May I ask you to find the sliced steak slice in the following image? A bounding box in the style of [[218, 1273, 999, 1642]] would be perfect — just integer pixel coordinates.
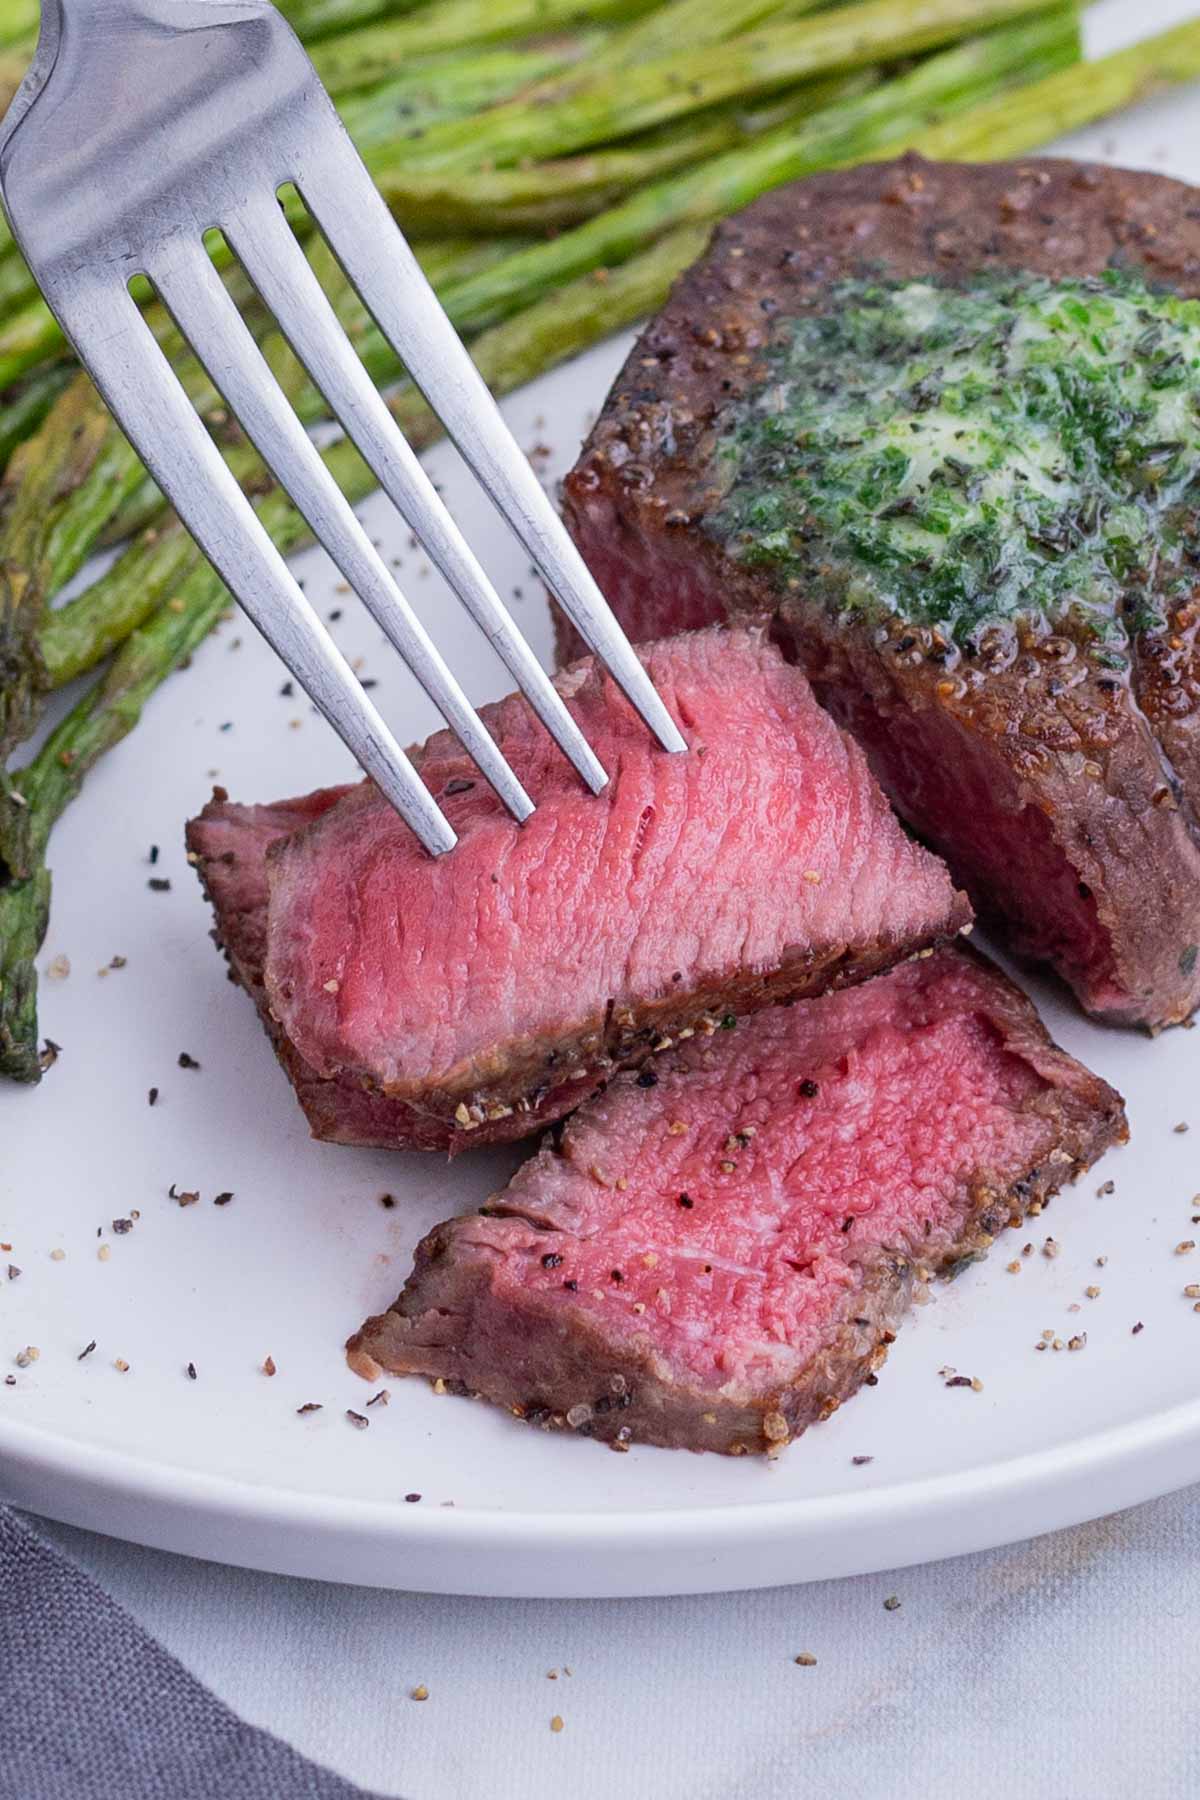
[[186, 789, 566, 1152], [348, 947, 1125, 1454], [245, 628, 967, 1151], [562, 154, 1200, 1029]]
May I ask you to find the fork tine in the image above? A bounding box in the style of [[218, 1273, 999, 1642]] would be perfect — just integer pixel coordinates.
[[49, 276, 456, 856], [295, 134, 688, 759], [147, 238, 536, 826], [227, 198, 610, 797]]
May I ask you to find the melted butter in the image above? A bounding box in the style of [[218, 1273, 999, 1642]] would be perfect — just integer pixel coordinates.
[[709, 271, 1200, 664]]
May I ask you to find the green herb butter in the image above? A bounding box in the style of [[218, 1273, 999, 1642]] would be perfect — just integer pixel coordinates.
[[709, 270, 1200, 661]]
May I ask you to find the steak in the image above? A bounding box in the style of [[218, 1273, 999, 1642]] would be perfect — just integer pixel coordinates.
[[562, 155, 1200, 1029], [186, 789, 507, 1151], [189, 629, 968, 1152], [348, 946, 1126, 1454]]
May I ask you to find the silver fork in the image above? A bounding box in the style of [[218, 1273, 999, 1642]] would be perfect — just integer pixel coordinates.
[[0, 0, 685, 854]]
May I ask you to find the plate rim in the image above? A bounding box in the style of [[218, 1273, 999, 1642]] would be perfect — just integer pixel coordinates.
[[5, 1383, 1200, 1594]]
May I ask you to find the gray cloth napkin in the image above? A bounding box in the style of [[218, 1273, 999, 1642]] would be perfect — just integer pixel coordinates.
[[0, 1507, 391, 1800]]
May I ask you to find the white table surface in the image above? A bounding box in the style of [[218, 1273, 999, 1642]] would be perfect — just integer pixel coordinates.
[[36, 1487, 1200, 1800], [16, 3, 1200, 1795]]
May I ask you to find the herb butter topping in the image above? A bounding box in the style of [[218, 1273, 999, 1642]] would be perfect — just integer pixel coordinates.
[[710, 271, 1200, 657]]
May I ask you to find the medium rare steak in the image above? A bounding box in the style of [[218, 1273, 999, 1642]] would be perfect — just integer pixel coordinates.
[[187, 790, 550, 1151], [348, 947, 1125, 1454], [562, 155, 1200, 1029], [189, 629, 968, 1152]]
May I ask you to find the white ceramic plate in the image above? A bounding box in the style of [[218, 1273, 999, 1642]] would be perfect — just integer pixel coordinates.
[[6, 16, 1200, 1597]]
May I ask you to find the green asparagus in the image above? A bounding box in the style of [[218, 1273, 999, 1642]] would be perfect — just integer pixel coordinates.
[[275, 0, 417, 42], [425, 7, 1081, 336], [335, 36, 605, 148], [0, 367, 73, 470], [393, 0, 1055, 173], [910, 16, 1200, 160], [0, 378, 130, 766], [537, 0, 823, 80], [0, 558, 236, 1081], [0, 243, 40, 317], [311, 0, 653, 93], [0, 0, 35, 49], [0, 43, 24, 110], [367, 73, 872, 233]]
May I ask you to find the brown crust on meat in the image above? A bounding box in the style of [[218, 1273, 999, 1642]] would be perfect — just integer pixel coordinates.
[[562, 156, 1200, 1028], [348, 947, 1126, 1455]]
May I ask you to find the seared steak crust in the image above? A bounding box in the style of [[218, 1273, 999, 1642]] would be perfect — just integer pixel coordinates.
[[349, 947, 1125, 1455], [563, 155, 1200, 1028]]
